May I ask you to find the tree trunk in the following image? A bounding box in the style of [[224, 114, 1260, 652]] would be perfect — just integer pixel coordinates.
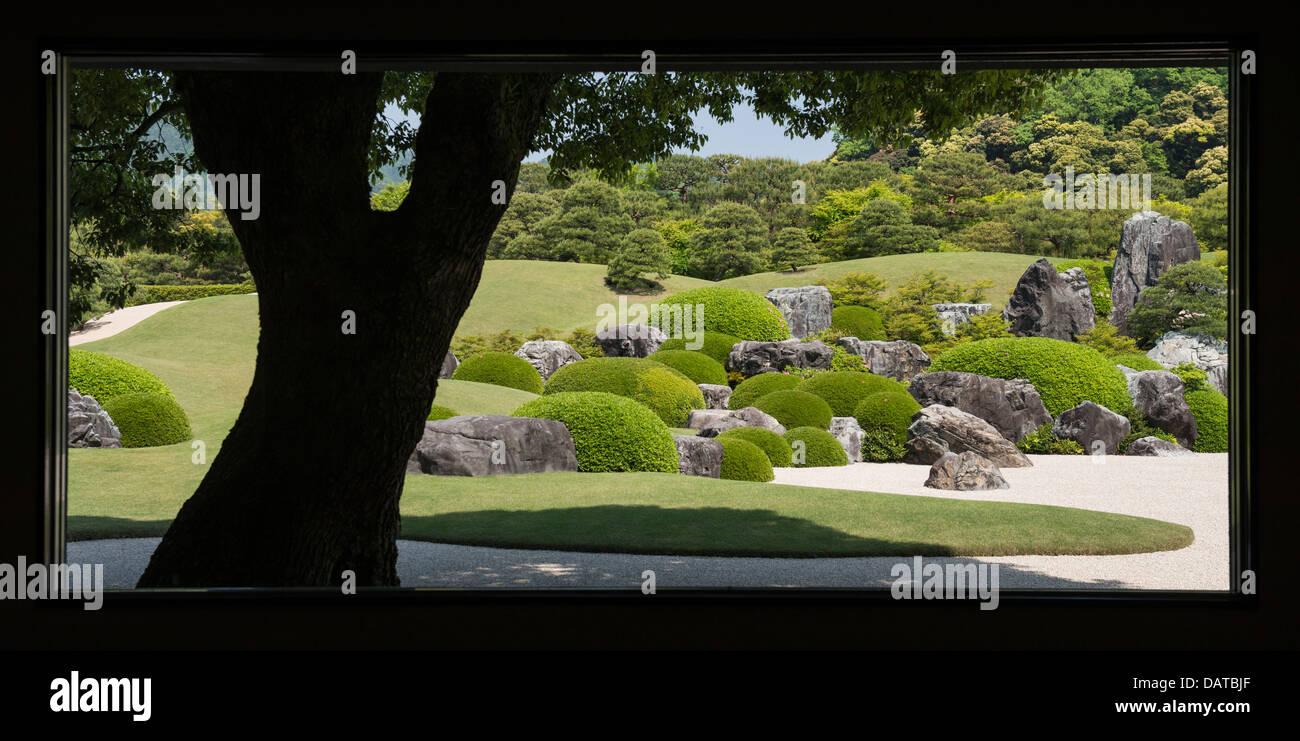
[[138, 71, 556, 587]]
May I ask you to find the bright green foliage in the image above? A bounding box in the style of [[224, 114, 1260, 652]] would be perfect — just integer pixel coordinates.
[[1074, 322, 1141, 358], [717, 437, 775, 482], [646, 349, 728, 386], [728, 372, 801, 410], [796, 371, 908, 417], [830, 305, 886, 340], [452, 352, 545, 394], [69, 349, 174, 405], [1126, 261, 1229, 345], [783, 427, 850, 467], [829, 346, 868, 373], [605, 227, 672, 291], [1016, 424, 1085, 455], [930, 337, 1131, 415], [693, 202, 770, 281], [427, 404, 459, 421], [369, 180, 410, 211], [655, 331, 741, 366], [816, 271, 888, 308], [861, 429, 907, 462], [718, 427, 793, 468], [126, 282, 256, 306], [655, 286, 789, 342], [754, 390, 834, 430], [769, 227, 820, 272], [512, 392, 679, 473], [544, 357, 704, 426], [880, 269, 992, 346], [1172, 363, 1207, 393], [853, 391, 922, 445], [1112, 353, 1164, 371], [655, 217, 701, 276], [101, 392, 191, 448], [1185, 388, 1227, 452], [808, 184, 912, 243]]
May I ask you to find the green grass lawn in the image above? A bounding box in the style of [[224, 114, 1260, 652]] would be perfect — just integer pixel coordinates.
[[432, 379, 538, 416]]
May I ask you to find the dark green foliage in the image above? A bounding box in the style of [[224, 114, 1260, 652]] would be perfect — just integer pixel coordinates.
[[796, 371, 908, 417], [718, 427, 793, 468], [1118, 412, 1178, 454], [1126, 261, 1229, 345], [605, 227, 672, 291], [101, 392, 191, 448], [843, 198, 940, 257], [69, 349, 174, 405], [1185, 388, 1227, 452], [543, 357, 704, 426], [728, 372, 801, 410], [655, 286, 789, 342], [717, 438, 776, 482], [861, 429, 907, 462], [427, 404, 459, 421], [655, 331, 741, 366], [693, 202, 770, 281], [830, 305, 886, 341], [647, 349, 728, 386], [769, 227, 820, 271], [1016, 424, 1085, 455], [853, 391, 922, 445], [1171, 363, 1208, 393], [783, 427, 850, 467], [452, 352, 545, 394], [126, 281, 256, 306], [513, 392, 678, 473], [754, 390, 834, 430]]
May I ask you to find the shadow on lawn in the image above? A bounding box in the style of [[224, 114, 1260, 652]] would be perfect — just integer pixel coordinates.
[[69, 515, 173, 542]]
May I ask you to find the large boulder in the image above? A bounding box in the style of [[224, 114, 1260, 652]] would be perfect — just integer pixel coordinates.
[[698, 383, 733, 410], [67, 388, 122, 448], [726, 339, 834, 376], [1147, 331, 1228, 395], [514, 340, 583, 381], [829, 416, 864, 463], [907, 371, 1051, 443], [904, 404, 1032, 468], [595, 323, 667, 358], [1110, 211, 1201, 334], [438, 350, 459, 379], [765, 286, 833, 339], [837, 338, 931, 382], [1002, 258, 1095, 341], [1126, 436, 1196, 457], [1052, 401, 1130, 455], [1126, 370, 1198, 447], [674, 435, 723, 477], [924, 451, 1010, 491], [932, 302, 992, 335], [687, 406, 786, 437], [406, 415, 578, 476]]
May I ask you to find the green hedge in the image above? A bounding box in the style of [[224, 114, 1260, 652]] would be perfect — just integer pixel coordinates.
[[796, 371, 909, 417], [861, 429, 907, 462], [830, 305, 886, 340], [1112, 353, 1164, 371], [1185, 388, 1228, 452], [930, 337, 1131, 415], [853, 391, 922, 445], [101, 392, 191, 448], [427, 404, 459, 421], [126, 281, 256, 306], [452, 352, 545, 394], [754, 390, 833, 430], [512, 392, 679, 473], [783, 426, 849, 467], [654, 286, 790, 342], [647, 349, 729, 386], [655, 331, 741, 366], [69, 349, 173, 406], [728, 372, 801, 410], [718, 437, 775, 482], [544, 357, 704, 426], [718, 426, 793, 467]]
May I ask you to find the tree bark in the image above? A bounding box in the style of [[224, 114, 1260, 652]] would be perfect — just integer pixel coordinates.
[[137, 71, 557, 587]]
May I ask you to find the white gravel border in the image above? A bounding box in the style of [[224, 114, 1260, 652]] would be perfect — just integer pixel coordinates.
[[70, 301, 186, 345]]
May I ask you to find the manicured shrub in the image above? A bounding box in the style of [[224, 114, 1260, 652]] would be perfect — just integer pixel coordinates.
[[653, 286, 790, 342], [853, 391, 922, 445], [68, 349, 173, 406], [125, 281, 256, 306], [1172, 363, 1208, 393], [718, 427, 793, 468], [647, 349, 728, 386], [830, 305, 886, 340], [717, 438, 775, 482], [101, 392, 191, 448], [754, 390, 834, 430], [427, 404, 459, 421], [1016, 423, 1085, 455], [1185, 388, 1228, 452], [512, 392, 679, 473], [655, 331, 741, 366], [1112, 353, 1164, 371], [728, 372, 801, 410], [544, 357, 704, 426], [783, 426, 850, 467], [452, 352, 544, 394], [861, 429, 907, 462], [929, 337, 1131, 415], [796, 371, 909, 417]]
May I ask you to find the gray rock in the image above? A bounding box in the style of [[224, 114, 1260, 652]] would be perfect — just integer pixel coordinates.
[[1147, 331, 1228, 395], [1052, 401, 1131, 455], [1061, 266, 1094, 309], [595, 323, 667, 358], [1126, 370, 1198, 447], [829, 417, 864, 462], [514, 340, 583, 381], [688, 406, 786, 437], [1126, 436, 1196, 457], [924, 451, 1010, 491], [1110, 211, 1201, 334], [674, 435, 723, 477], [837, 338, 931, 382], [439, 350, 459, 379], [907, 371, 1051, 443], [765, 285, 833, 339], [932, 303, 992, 335], [904, 404, 1032, 468], [406, 415, 577, 476], [67, 388, 121, 448], [698, 383, 733, 410], [1002, 258, 1095, 341], [726, 339, 834, 376]]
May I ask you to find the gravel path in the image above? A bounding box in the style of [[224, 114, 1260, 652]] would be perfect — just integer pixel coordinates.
[[69, 454, 1229, 592], [70, 301, 186, 345]]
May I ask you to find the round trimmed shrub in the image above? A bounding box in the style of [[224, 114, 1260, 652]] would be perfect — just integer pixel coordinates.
[[853, 391, 922, 445], [718, 426, 793, 467], [1112, 353, 1163, 371], [861, 429, 907, 462], [655, 331, 741, 366], [796, 371, 909, 417], [654, 286, 789, 341], [754, 390, 833, 430], [1185, 388, 1227, 452], [929, 337, 1131, 415], [830, 305, 886, 340], [452, 352, 544, 394], [512, 391, 678, 473], [101, 392, 191, 448], [728, 372, 801, 410], [69, 349, 173, 405], [544, 357, 704, 426], [647, 349, 728, 386], [717, 437, 775, 482], [783, 426, 849, 467], [427, 404, 459, 421]]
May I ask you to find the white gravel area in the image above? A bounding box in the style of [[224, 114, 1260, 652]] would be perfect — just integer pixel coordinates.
[[69, 453, 1228, 592], [69, 301, 186, 345]]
